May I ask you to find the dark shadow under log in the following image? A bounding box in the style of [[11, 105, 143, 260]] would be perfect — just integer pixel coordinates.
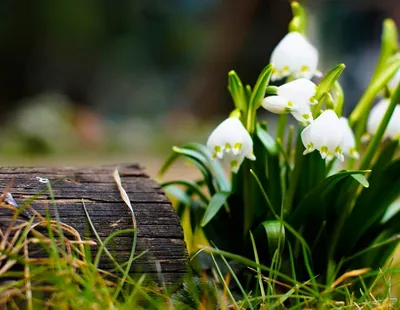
[[0, 164, 188, 285]]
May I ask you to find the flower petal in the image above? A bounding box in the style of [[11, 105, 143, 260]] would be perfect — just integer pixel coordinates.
[[277, 78, 317, 103], [301, 110, 344, 161], [206, 117, 255, 171], [270, 32, 319, 80], [262, 96, 294, 114], [366, 99, 400, 140], [339, 117, 358, 159]]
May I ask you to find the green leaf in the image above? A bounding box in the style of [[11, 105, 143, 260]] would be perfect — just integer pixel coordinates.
[[381, 200, 400, 223], [190, 201, 207, 234], [183, 143, 230, 191], [288, 170, 370, 228], [249, 64, 274, 110], [201, 191, 231, 227], [283, 132, 305, 215], [159, 151, 180, 177], [333, 81, 345, 116], [245, 85, 252, 102], [370, 140, 398, 172], [251, 125, 271, 219], [315, 63, 345, 101], [350, 57, 400, 125], [256, 123, 278, 155], [250, 169, 312, 258], [371, 18, 399, 81], [293, 151, 326, 211], [170, 146, 216, 195], [162, 184, 192, 206], [161, 180, 209, 205], [262, 220, 285, 256], [160, 143, 227, 193], [351, 174, 369, 188], [228, 70, 247, 113], [340, 159, 400, 255]]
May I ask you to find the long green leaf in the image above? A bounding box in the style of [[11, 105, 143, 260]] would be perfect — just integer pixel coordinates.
[[183, 142, 230, 191], [315, 64, 345, 101], [249, 64, 274, 110], [351, 174, 369, 188], [340, 159, 400, 255], [228, 70, 247, 113], [256, 123, 278, 155], [161, 180, 209, 205], [255, 122, 281, 214], [350, 57, 400, 125], [251, 169, 312, 257], [162, 184, 192, 206], [289, 170, 370, 228], [201, 191, 231, 227], [371, 18, 399, 81], [159, 144, 220, 192], [200, 246, 320, 296], [170, 146, 216, 195], [262, 220, 285, 257]]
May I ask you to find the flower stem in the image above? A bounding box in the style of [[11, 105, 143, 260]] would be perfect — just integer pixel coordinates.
[[286, 125, 295, 159], [243, 160, 254, 236], [359, 81, 400, 170], [276, 114, 288, 141], [244, 103, 257, 236]]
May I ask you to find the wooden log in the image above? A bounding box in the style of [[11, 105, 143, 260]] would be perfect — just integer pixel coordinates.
[[0, 164, 187, 285]]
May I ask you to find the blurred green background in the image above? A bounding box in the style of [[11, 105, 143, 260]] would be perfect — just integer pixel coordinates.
[[0, 0, 398, 177]]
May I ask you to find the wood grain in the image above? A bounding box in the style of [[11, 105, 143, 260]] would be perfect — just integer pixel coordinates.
[[0, 164, 187, 285]]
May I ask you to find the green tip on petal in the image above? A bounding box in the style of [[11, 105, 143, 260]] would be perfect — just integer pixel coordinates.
[[230, 160, 239, 173], [320, 146, 328, 155]]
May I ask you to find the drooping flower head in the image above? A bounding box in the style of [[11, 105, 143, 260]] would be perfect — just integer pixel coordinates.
[[301, 110, 345, 161], [270, 32, 319, 81], [339, 117, 359, 159], [367, 98, 400, 140], [207, 117, 255, 173], [262, 78, 317, 124]]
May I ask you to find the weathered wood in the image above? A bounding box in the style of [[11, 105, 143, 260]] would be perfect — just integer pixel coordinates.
[[0, 164, 187, 284]]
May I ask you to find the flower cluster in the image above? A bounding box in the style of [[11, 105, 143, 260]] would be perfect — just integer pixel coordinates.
[[206, 28, 400, 172]]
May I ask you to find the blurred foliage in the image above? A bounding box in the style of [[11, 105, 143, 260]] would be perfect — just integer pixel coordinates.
[[0, 0, 398, 158]]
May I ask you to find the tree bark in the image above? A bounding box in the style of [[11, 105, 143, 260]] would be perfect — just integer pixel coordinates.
[[0, 164, 187, 285]]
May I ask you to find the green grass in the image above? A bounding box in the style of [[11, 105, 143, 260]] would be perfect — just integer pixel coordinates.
[[1, 173, 400, 309], [1, 199, 400, 309]]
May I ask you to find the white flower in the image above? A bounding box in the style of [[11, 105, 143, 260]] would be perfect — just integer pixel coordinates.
[[339, 117, 359, 159], [207, 117, 255, 173], [366, 98, 400, 140], [270, 32, 319, 81], [262, 78, 317, 124], [301, 110, 344, 161]]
